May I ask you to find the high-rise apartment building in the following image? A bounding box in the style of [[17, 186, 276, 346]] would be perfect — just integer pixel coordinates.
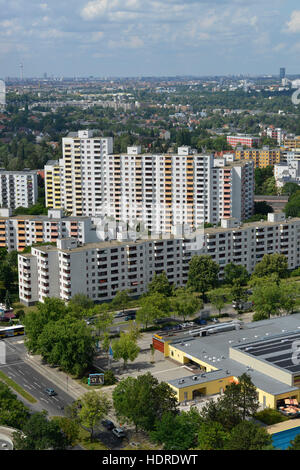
[[0, 80, 5, 110], [0, 170, 38, 209], [45, 135, 254, 233], [45, 130, 113, 216]]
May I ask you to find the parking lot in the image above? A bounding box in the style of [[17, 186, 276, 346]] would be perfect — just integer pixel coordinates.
[[94, 331, 204, 385]]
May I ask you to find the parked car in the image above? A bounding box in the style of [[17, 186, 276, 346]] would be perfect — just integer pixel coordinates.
[[211, 318, 219, 323], [114, 311, 125, 318], [194, 318, 207, 325], [112, 427, 126, 438], [125, 314, 136, 321], [45, 388, 57, 396], [125, 310, 137, 316], [101, 419, 115, 430]]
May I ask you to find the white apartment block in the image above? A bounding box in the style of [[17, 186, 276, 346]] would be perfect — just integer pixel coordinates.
[[274, 160, 300, 188], [45, 130, 113, 216], [18, 236, 193, 306], [0, 208, 101, 252], [0, 170, 38, 209], [45, 135, 254, 233], [18, 212, 300, 306]]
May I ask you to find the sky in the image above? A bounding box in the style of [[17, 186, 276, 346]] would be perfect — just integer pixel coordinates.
[[1, 0, 300, 77]]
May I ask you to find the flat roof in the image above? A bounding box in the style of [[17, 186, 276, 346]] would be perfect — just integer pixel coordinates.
[[168, 315, 300, 395], [233, 331, 300, 375]]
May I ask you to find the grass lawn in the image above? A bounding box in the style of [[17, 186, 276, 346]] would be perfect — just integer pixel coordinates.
[[77, 427, 109, 450], [0, 370, 37, 404]]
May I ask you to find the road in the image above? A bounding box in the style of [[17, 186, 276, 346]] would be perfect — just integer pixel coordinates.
[[0, 336, 76, 416]]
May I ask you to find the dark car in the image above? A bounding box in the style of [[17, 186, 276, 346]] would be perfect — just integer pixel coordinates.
[[125, 310, 137, 316], [101, 419, 115, 430], [45, 388, 57, 396], [125, 314, 136, 321]]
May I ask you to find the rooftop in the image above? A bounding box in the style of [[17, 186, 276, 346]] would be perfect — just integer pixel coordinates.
[[167, 314, 300, 395]]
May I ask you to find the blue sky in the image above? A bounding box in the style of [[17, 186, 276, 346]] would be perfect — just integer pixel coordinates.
[[1, 0, 300, 77]]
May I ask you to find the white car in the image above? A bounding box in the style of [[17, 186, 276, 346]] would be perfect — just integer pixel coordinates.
[[112, 427, 126, 438]]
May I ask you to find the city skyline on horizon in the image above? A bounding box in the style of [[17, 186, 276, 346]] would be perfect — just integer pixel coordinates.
[[1, 1, 300, 78]]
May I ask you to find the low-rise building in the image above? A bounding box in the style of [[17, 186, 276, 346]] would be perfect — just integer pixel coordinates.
[[227, 134, 261, 149], [154, 314, 300, 409]]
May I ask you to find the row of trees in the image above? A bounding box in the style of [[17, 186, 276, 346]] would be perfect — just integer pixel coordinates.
[[65, 372, 273, 450]]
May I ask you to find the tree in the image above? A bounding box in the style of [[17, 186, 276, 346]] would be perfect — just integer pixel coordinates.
[[171, 288, 203, 321], [51, 417, 80, 447], [225, 421, 273, 450], [94, 310, 114, 336], [150, 410, 200, 450], [187, 255, 220, 300], [0, 382, 29, 429], [111, 331, 140, 369], [224, 263, 249, 286], [200, 374, 259, 431], [197, 421, 229, 450], [147, 272, 172, 297], [113, 373, 178, 433], [13, 411, 68, 450], [251, 280, 283, 320], [252, 254, 288, 283], [208, 288, 227, 316], [230, 281, 248, 310], [37, 316, 96, 376], [68, 293, 94, 313], [281, 182, 300, 197], [137, 293, 171, 328], [238, 373, 260, 420], [280, 282, 300, 315], [285, 189, 300, 217], [288, 434, 300, 450], [78, 391, 111, 441], [23, 298, 68, 353], [111, 290, 130, 313]]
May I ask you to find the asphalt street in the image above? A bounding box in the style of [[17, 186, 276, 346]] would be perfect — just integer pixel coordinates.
[[0, 336, 75, 416]]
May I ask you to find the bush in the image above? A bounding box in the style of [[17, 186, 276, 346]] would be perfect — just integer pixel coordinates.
[[291, 267, 300, 277], [104, 370, 117, 385], [254, 408, 288, 425], [15, 309, 25, 319]]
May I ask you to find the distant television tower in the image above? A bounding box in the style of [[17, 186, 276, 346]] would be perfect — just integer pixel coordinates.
[[20, 63, 24, 81]]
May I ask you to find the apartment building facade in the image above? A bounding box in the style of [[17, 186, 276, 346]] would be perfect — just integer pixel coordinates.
[[0, 170, 38, 209], [234, 147, 282, 168], [45, 135, 254, 232], [45, 130, 113, 216], [283, 135, 300, 151], [18, 212, 300, 306], [226, 134, 261, 149], [18, 236, 193, 305], [0, 208, 99, 252]]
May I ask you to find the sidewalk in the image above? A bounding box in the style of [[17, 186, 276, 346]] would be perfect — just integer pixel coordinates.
[[24, 353, 87, 400]]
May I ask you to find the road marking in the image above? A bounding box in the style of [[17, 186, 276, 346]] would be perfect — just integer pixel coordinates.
[[33, 382, 41, 388], [23, 384, 32, 390], [40, 397, 48, 403]]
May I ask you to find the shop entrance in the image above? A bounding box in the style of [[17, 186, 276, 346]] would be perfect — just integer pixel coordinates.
[[193, 388, 206, 399]]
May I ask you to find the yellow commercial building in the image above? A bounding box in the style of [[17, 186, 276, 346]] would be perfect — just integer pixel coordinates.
[[153, 315, 300, 409]]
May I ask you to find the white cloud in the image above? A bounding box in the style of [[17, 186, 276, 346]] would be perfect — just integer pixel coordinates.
[[286, 10, 300, 33]]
